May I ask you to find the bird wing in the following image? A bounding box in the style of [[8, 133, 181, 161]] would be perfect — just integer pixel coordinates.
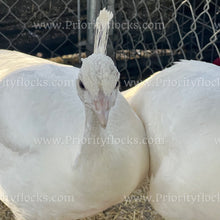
[[123, 60, 220, 174], [0, 50, 85, 155]]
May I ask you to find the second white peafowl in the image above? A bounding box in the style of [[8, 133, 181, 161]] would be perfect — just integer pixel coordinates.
[[0, 9, 148, 220], [123, 60, 220, 220]]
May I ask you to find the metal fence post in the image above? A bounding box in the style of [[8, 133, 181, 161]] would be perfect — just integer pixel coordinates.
[[106, 0, 115, 59], [77, 0, 81, 61], [86, 0, 101, 55], [107, 0, 115, 35]]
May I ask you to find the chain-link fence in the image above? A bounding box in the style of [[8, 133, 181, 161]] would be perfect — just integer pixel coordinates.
[[0, 0, 86, 60], [0, 0, 219, 88], [108, 0, 220, 87]]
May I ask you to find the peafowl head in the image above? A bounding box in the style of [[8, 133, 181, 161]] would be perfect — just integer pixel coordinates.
[[77, 8, 119, 128]]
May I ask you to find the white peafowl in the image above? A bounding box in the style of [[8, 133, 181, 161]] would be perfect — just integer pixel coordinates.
[[123, 60, 220, 220], [0, 9, 149, 220]]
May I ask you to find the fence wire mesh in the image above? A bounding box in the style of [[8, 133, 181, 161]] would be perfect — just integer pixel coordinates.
[[0, 0, 219, 87], [0, 0, 86, 59], [105, 0, 220, 87]]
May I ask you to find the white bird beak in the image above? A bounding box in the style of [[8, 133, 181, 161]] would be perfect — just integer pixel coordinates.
[[93, 91, 110, 128]]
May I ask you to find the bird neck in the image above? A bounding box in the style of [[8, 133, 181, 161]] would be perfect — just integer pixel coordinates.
[[84, 106, 103, 137], [79, 106, 106, 156]]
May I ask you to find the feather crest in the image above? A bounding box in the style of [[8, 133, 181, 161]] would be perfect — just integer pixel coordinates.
[[94, 8, 113, 55]]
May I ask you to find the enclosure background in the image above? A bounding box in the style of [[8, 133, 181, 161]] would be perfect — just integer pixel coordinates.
[[0, 0, 219, 89]]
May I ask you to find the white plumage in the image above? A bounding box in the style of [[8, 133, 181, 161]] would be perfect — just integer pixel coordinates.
[[94, 8, 113, 54], [0, 8, 148, 220], [123, 60, 220, 220]]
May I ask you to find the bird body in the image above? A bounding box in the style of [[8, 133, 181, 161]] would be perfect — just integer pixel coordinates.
[[0, 49, 148, 219], [0, 9, 149, 219], [123, 60, 220, 220]]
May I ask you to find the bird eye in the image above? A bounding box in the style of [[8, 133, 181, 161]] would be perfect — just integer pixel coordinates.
[[79, 80, 86, 90], [115, 81, 119, 89]]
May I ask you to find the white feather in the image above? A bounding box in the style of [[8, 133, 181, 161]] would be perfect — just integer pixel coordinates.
[[123, 60, 220, 220], [0, 50, 148, 219], [94, 8, 113, 55]]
